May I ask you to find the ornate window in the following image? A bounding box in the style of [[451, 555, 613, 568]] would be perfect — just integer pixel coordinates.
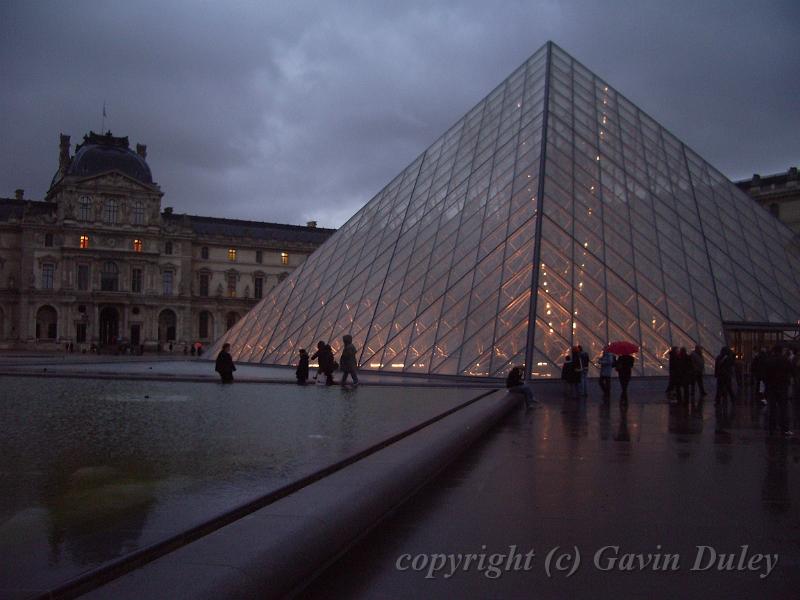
[[131, 268, 143, 293], [132, 200, 145, 225], [79, 196, 92, 221], [41, 263, 55, 289], [77, 265, 90, 291], [104, 199, 118, 224], [281, 251, 289, 265], [199, 273, 209, 297], [162, 271, 174, 296], [100, 261, 119, 291], [79, 234, 90, 249], [133, 239, 143, 253], [228, 248, 237, 262]]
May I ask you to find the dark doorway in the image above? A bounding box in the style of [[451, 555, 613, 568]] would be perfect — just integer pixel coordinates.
[[76, 322, 87, 344], [725, 322, 800, 374], [158, 309, 177, 342], [99, 306, 119, 346], [130, 324, 141, 346]]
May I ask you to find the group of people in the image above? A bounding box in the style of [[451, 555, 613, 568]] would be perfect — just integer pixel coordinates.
[[664, 345, 707, 403], [295, 335, 360, 386], [215, 335, 361, 386], [561, 345, 635, 402]]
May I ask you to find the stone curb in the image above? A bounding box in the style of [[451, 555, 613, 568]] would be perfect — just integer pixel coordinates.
[[76, 391, 518, 599]]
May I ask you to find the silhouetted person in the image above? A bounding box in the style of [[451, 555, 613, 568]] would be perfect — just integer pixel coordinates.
[[675, 347, 693, 404], [339, 335, 359, 386], [577, 345, 590, 397], [506, 365, 536, 408], [568, 347, 582, 399], [751, 347, 767, 402], [763, 345, 792, 436], [615, 353, 635, 404], [714, 346, 734, 404], [296, 348, 309, 385], [215, 343, 236, 383], [666, 346, 679, 398], [311, 340, 335, 385], [690, 345, 706, 399]]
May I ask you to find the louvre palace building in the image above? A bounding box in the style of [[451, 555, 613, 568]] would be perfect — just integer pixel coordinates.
[[0, 131, 333, 351]]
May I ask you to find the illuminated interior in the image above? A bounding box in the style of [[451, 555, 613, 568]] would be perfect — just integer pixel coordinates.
[[212, 42, 800, 379]]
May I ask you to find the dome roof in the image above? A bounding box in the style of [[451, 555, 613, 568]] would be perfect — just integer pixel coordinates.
[[55, 131, 153, 186]]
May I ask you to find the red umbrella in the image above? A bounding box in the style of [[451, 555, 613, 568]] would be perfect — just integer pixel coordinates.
[[605, 341, 639, 355]]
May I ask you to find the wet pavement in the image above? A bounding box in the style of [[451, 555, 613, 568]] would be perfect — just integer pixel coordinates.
[[302, 381, 800, 599]]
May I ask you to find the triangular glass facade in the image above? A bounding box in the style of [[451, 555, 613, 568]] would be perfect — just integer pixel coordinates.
[[213, 42, 800, 378]]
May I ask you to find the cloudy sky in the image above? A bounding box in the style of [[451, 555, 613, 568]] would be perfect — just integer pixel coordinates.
[[1, 1, 798, 228]]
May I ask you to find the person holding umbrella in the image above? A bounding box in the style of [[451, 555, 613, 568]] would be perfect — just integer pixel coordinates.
[[606, 341, 638, 404]]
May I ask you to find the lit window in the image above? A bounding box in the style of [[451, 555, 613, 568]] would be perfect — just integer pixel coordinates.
[[79, 234, 90, 249], [104, 199, 118, 224], [281, 251, 289, 265], [227, 272, 237, 297], [162, 271, 173, 296], [133, 238, 143, 253], [79, 196, 92, 221], [228, 248, 237, 261], [41, 263, 55, 289], [201, 246, 209, 259], [132, 200, 145, 225]]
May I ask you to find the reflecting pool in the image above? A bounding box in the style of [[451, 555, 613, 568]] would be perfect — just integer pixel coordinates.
[[0, 376, 485, 594]]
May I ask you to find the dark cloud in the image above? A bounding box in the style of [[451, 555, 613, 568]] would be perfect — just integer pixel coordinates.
[[1, 0, 798, 228]]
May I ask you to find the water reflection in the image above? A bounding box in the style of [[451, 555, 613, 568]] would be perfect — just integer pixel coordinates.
[[0, 377, 477, 594]]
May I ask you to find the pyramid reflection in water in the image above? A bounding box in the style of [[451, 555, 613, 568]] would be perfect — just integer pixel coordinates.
[[213, 42, 800, 378]]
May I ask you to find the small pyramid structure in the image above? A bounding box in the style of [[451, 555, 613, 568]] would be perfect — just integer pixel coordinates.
[[213, 42, 800, 378]]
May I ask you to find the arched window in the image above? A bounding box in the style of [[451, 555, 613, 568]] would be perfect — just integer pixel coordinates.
[[79, 196, 92, 221], [132, 200, 145, 225], [100, 261, 119, 291], [158, 309, 177, 342], [104, 199, 118, 224]]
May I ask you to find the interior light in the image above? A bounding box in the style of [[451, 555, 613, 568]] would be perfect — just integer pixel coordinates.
[[391, 363, 404, 368]]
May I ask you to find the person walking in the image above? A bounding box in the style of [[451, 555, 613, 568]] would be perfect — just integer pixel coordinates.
[[690, 345, 706, 400], [506, 365, 536, 408], [675, 347, 693, 404], [615, 353, 635, 404], [296, 348, 309, 385], [598, 350, 615, 399], [568, 346, 582, 399], [214, 343, 236, 383], [577, 345, 590, 397], [762, 345, 793, 436], [311, 340, 335, 385], [666, 347, 678, 398], [339, 335, 359, 386], [714, 346, 734, 404]]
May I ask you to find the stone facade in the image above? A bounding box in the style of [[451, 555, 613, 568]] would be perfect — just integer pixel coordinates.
[[0, 132, 334, 351], [736, 167, 800, 234]]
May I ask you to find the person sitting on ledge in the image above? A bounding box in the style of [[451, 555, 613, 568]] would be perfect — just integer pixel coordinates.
[[506, 365, 536, 408]]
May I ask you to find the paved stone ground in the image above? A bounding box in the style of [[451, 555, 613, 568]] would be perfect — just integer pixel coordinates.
[[301, 382, 800, 599]]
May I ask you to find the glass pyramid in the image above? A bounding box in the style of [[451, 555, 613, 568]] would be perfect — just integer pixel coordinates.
[[213, 42, 800, 378]]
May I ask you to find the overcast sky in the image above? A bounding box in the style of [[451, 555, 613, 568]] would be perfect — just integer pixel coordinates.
[[1, 1, 798, 228]]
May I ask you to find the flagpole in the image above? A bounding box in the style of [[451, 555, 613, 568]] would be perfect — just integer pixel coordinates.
[[101, 101, 106, 133]]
